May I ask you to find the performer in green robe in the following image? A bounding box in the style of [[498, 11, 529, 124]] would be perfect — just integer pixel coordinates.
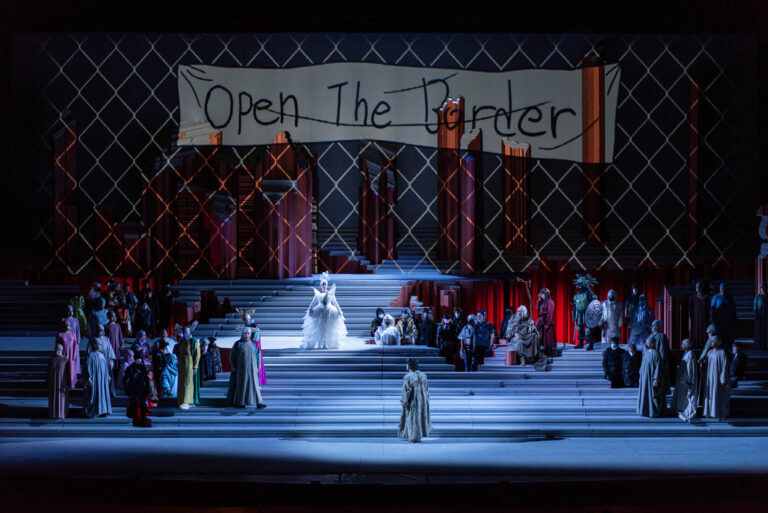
[[175, 327, 200, 409]]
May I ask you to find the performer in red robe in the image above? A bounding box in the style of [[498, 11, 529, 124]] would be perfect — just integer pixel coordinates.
[[55, 319, 79, 389], [536, 288, 557, 356]]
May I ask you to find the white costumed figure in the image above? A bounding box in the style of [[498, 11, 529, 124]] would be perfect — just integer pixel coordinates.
[[301, 271, 347, 350]]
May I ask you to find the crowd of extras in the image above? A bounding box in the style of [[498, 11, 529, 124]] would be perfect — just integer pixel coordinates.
[[47, 279, 268, 428], [370, 278, 766, 424]]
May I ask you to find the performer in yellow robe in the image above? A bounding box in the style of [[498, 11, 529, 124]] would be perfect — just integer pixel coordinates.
[[176, 327, 200, 409]]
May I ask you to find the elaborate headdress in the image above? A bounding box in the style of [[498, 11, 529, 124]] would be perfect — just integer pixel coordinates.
[[320, 271, 330, 287], [572, 274, 598, 290]]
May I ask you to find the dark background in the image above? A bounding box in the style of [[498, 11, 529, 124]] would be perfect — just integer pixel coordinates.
[[1, 0, 767, 277]]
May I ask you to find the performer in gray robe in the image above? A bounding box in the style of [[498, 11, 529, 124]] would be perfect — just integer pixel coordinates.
[[703, 337, 730, 421], [600, 290, 623, 344], [511, 305, 539, 365], [229, 328, 266, 408], [628, 294, 654, 348], [374, 314, 401, 345], [399, 358, 431, 442], [83, 339, 112, 418], [647, 320, 671, 394], [670, 339, 698, 422], [637, 338, 664, 418], [89, 325, 116, 397], [47, 344, 70, 419]]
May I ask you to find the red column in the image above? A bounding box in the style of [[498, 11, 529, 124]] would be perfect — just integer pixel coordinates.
[[459, 130, 482, 275], [437, 98, 464, 260], [502, 140, 531, 255], [53, 121, 78, 270], [581, 57, 606, 245], [687, 79, 702, 253]]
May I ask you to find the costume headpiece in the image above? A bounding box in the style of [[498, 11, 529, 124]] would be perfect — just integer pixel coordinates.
[[320, 271, 330, 287], [572, 274, 597, 290]]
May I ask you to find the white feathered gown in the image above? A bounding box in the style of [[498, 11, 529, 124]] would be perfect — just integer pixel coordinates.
[[301, 285, 347, 349]]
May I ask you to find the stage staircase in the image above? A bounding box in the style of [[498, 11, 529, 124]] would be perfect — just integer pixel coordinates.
[[0, 343, 767, 438]]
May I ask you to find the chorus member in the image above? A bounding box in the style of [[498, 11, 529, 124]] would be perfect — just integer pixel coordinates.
[[87, 282, 103, 314], [689, 282, 711, 349], [55, 318, 80, 389], [729, 342, 748, 389], [698, 324, 718, 365], [600, 290, 623, 345], [123, 350, 151, 427], [158, 283, 175, 331], [499, 306, 514, 341], [754, 282, 768, 350], [131, 330, 152, 366], [69, 295, 88, 335], [397, 307, 418, 345], [711, 283, 737, 350], [512, 306, 538, 366], [375, 314, 401, 345], [229, 328, 266, 408], [398, 358, 431, 443], [417, 307, 437, 347], [452, 307, 465, 331], [247, 325, 268, 386], [116, 350, 133, 390], [703, 336, 730, 421], [536, 288, 556, 356], [176, 327, 200, 410], [47, 344, 70, 419], [371, 308, 385, 337], [205, 337, 221, 380], [622, 343, 642, 387], [161, 344, 178, 398], [473, 310, 495, 369], [647, 320, 671, 394], [105, 311, 124, 357], [90, 325, 116, 396], [83, 338, 112, 418], [151, 340, 168, 399], [436, 314, 458, 364], [87, 298, 109, 339], [670, 339, 698, 422], [134, 302, 155, 338], [637, 337, 664, 418], [457, 314, 476, 372], [64, 304, 81, 343], [602, 336, 626, 388], [153, 329, 176, 354], [624, 284, 641, 328], [301, 271, 347, 350], [627, 294, 653, 349]]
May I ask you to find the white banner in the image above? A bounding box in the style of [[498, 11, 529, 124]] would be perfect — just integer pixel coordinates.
[[177, 63, 620, 162]]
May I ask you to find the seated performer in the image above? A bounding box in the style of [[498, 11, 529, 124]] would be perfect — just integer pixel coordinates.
[[375, 314, 401, 345], [602, 336, 626, 388], [398, 358, 431, 443], [301, 271, 347, 350], [511, 306, 538, 366], [397, 307, 418, 345], [371, 308, 385, 337]]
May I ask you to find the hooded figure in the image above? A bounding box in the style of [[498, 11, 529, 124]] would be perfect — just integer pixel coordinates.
[[397, 307, 418, 345], [628, 294, 654, 348], [371, 308, 386, 337], [375, 314, 401, 345], [47, 343, 70, 419], [399, 358, 431, 442], [536, 289, 557, 355], [601, 289, 624, 344], [511, 305, 540, 366], [436, 314, 458, 364]]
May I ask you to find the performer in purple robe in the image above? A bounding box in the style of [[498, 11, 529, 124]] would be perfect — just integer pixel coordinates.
[[536, 288, 557, 356], [116, 349, 134, 390], [105, 311, 124, 358], [55, 318, 80, 388], [64, 305, 81, 343], [131, 330, 152, 366], [47, 343, 70, 419]]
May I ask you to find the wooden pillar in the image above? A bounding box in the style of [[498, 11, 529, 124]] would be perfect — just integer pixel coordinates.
[[459, 130, 482, 275], [53, 120, 78, 270], [687, 78, 702, 252], [437, 97, 463, 260], [502, 139, 531, 255], [581, 56, 606, 245]]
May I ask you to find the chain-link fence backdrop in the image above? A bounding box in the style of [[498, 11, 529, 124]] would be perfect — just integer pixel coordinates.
[[8, 33, 759, 276]]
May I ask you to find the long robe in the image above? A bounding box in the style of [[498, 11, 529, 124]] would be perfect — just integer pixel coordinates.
[[105, 322, 124, 357], [55, 331, 80, 388], [703, 348, 730, 421], [647, 332, 671, 393], [116, 351, 133, 390], [754, 293, 768, 349], [622, 350, 642, 387], [229, 340, 263, 406], [87, 308, 109, 339], [513, 318, 539, 362], [83, 351, 112, 418], [398, 370, 431, 442], [162, 351, 178, 398], [69, 296, 88, 334], [91, 335, 116, 397], [375, 324, 401, 345], [417, 318, 437, 347], [670, 350, 698, 421], [436, 323, 458, 364], [176, 338, 200, 406], [208, 345, 222, 377], [244, 324, 268, 386], [628, 304, 653, 348], [536, 298, 557, 354], [602, 347, 626, 388], [689, 293, 711, 349], [397, 316, 418, 345], [123, 361, 151, 427], [637, 348, 664, 418], [65, 315, 81, 344], [301, 286, 347, 349], [711, 293, 737, 347], [601, 299, 624, 344], [47, 355, 70, 419]]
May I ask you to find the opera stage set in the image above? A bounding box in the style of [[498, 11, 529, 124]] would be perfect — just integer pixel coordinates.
[[3, 23, 768, 512]]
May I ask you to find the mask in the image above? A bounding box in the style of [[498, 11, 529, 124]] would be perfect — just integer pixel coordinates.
[[454, 312, 460, 318], [443, 319, 450, 324], [184, 333, 190, 339], [378, 313, 383, 319]]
